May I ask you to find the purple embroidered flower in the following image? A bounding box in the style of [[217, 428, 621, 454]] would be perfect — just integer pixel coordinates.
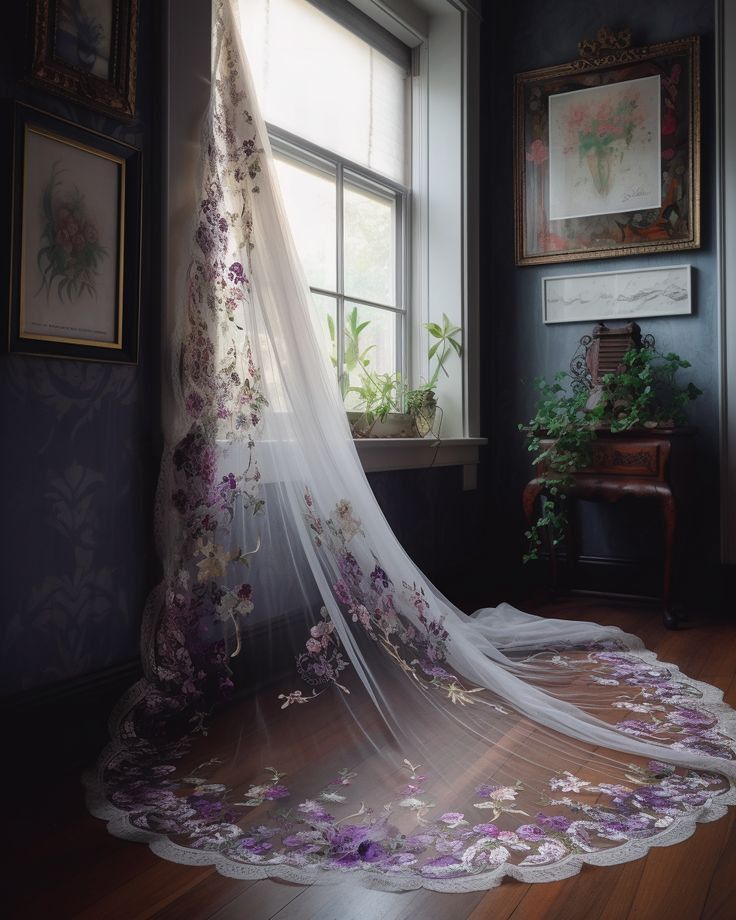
[[370, 565, 390, 593], [264, 784, 290, 801], [516, 824, 546, 842], [298, 800, 334, 823], [228, 261, 247, 285], [386, 853, 417, 868], [398, 780, 428, 797], [282, 835, 306, 848], [647, 760, 676, 777], [420, 662, 454, 680], [472, 823, 500, 837], [438, 812, 467, 828], [171, 489, 188, 513], [668, 707, 714, 728], [357, 840, 386, 862], [195, 223, 214, 254], [422, 855, 463, 874], [535, 813, 571, 833], [188, 796, 224, 820], [435, 836, 465, 855], [185, 392, 205, 416], [337, 552, 362, 581]]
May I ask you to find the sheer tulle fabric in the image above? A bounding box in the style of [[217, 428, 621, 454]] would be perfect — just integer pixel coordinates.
[[86, 1, 736, 891]]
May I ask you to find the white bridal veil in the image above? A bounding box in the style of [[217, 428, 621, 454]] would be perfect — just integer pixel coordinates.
[[86, 0, 736, 891]]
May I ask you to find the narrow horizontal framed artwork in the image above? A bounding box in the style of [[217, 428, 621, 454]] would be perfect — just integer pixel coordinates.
[[5, 103, 141, 362], [542, 264, 692, 325], [31, 0, 139, 119], [515, 28, 700, 266]]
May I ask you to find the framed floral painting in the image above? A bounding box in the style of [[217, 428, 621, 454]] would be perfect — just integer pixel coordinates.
[[31, 0, 139, 119], [514, 29, 700, 265], [5, 103, 141, 362]]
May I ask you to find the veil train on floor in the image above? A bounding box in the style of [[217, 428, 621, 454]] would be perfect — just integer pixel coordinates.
[[85, 0, 736, 892]]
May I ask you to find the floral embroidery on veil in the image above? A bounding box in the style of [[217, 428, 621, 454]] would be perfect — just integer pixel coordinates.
[[85, 0, 736, 894]]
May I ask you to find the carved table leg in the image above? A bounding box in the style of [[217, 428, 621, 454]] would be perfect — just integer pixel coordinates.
[[522, 480, 543, 530], [523, 480, 558, 591], [660, 487, 677, 629]]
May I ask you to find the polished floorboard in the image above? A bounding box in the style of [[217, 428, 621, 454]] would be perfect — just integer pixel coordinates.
[[9, 597, 736, 920]]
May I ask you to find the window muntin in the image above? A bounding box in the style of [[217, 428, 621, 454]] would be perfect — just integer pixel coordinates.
[[272, 139, 407, 406], [239, 0, 412, 408]]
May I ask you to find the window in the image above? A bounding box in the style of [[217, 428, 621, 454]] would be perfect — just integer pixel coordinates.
[[168, 0, 482, 462], [239, 0, 411, 407]]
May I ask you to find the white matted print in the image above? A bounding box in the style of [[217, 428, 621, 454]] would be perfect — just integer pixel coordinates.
[[542, 264, 692, 325], [21, 126, 122, 345], [548, 75, 661, 221]]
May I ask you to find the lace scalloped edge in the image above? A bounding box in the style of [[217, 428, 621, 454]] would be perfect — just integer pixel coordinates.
[[83, 640, 736, 894], [83, 779, 736, 893]]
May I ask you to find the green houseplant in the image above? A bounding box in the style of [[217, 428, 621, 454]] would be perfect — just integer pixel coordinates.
[[339, 312, 462, 438], [519, 346, 702, 562]]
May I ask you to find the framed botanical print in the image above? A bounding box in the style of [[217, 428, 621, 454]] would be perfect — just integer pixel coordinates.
[[514, 28, 700, 265], [31, 0, 139, 119], [5, 103, 141, 362]]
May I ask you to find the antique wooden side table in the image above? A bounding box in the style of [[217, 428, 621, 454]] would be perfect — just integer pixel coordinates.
[[522, 428, 696, 627]]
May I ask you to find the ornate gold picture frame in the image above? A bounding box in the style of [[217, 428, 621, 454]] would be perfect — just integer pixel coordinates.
[[514, 28, 700, 266], [31, 0, 139, 120], [5, 103, 141, 363]]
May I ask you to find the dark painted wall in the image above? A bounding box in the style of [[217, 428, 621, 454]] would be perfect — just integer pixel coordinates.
[[0, 2, 161, 695], [481, 0, 719, 588], [368, 465, 487, 600], [0, 3, 485, 698], [8, 0, 713, 699]]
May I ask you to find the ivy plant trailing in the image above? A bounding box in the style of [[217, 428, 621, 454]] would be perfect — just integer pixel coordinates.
[[519, 346, 702, 563]]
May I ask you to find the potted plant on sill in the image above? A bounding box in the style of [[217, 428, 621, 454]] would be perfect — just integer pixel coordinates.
[[519, 344, 702, 562], [342, 312, 463, 439]]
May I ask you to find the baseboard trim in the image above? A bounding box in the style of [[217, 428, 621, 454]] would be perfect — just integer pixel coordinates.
[[2, 611, 306, 775], [2, 659, 143, 777], [1, 658, 143, 714]]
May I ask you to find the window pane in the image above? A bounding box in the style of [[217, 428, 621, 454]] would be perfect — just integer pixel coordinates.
[[343, 302, 398, 411], [344, 181, 396, 306], [239, 0, 408, 182], [273, 154, 336, 291], [310, 292, 337, 369]]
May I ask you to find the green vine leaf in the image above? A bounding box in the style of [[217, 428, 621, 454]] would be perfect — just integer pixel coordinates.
[[520, 345, 701, 562]]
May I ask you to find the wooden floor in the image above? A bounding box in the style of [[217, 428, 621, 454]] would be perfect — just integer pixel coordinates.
[[9, 596, 736, 920]]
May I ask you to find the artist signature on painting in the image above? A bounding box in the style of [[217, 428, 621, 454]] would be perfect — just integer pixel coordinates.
[[622, 185, 648, 203]]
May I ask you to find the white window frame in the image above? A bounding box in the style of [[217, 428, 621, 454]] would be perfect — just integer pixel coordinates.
[[349, 0, 483, 460], [164, 0, 485, 479], [268, 124, 411, 401]]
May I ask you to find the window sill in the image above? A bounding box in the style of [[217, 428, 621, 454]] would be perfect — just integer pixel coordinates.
[[355, 436, 486, 482]]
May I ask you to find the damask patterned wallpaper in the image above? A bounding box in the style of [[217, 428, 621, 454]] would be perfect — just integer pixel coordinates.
[[0, 2, 161, 695]]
